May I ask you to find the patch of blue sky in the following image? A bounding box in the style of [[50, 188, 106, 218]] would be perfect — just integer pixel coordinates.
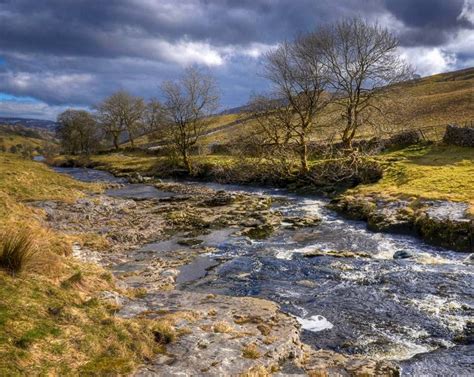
[[0, 92, 39, 103]]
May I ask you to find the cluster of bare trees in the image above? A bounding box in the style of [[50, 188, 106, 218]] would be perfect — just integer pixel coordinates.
[[249, 18, 412, 173], [57, 67, 219, 171], [57, 18, 412, 177]]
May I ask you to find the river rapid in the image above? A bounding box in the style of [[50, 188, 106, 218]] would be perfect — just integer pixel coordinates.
[[56, 167, 474, 376]]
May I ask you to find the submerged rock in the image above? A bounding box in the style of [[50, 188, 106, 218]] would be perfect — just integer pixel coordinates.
[[304, 249, 371, 259], [393, 250, 414, 259], [203, 190, 235, 206], [242, 224, 275, 240]]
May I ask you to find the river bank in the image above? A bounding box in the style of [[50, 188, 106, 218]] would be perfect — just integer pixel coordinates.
[[39, 168, 399, 375], [50, 143, 474, 253]]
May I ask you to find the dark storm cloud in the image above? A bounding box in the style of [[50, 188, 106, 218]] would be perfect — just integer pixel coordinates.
[[0, 0, 384, 57], [0, 0, 472, 118], [385, 0, 465, 28], [384, 0, 472, 46]]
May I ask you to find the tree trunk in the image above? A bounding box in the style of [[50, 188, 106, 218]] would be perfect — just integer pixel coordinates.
[[342, 106, 353, 148], [129, 135, 135, 148], [113, 134, 120, 150], [299, 137, 309, 174], [182, 149, 191, 173]]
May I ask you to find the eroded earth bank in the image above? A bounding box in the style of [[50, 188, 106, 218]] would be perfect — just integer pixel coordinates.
[[38, 167, 473, 376]]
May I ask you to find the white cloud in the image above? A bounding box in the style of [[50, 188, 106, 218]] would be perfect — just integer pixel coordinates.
[[1, 72, 94, 99], [399, 47, 457, 76], [156, 39, 225, 66], [0, 98, 80, 120], [458, 0, 474, 24]]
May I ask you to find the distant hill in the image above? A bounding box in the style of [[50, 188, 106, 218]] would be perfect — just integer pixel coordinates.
[[0, 117, 58, 132]]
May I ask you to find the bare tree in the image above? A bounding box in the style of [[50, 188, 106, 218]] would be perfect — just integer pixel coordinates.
[[161, 67, 219, 172], [262, 36, 332, 172], [95, 90, 145, 149], [247, 94, 295, 172], [56, 109, 100, 154], [143, 98, 167, 136], [316, 18, 413, 147]]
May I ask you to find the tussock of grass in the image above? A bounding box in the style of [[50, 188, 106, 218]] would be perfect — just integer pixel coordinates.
[[0, 228, 36, 275], [242, 343, 261, 359], [213, 321, 235, 334], [152, 321, 176, 345]]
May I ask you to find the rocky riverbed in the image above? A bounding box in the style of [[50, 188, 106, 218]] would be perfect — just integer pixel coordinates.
[[36, 167, 473, 376]]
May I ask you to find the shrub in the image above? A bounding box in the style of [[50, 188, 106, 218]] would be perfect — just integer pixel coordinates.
[[308, 153, 383, 190], [0, 228, 36, 275]]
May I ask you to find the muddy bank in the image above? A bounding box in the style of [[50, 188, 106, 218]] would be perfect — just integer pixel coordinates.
[[329, 194, 473, 253], [35, 177, 398, 376]]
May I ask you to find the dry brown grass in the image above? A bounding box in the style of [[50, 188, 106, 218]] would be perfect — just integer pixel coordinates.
[[242, 343, 262, 359], [213, 321, 235, 334], [0, 227, 36, 275]]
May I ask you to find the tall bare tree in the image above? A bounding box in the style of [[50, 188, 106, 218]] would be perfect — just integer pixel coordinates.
[[260, 36, 332, 172], [57, 109, 100, 154], [316, 18, 413, 147], [95, 90, 145, 149], [161, 67, 219, 172]]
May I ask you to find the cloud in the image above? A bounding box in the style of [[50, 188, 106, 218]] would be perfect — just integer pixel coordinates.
[[0, 0, 472, 119], [0, 95, 76, 120], [459, 0, 474, 24], [400, 47, 457, 76]]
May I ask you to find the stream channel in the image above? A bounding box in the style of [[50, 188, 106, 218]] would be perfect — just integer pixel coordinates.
[[55, 166, 473, 376]]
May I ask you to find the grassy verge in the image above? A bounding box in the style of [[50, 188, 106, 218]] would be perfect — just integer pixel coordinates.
[[0, 265, 159, 375], [349, 144, 474, 204], [0, 153, 99, 225], [0, 153, 165, 374]]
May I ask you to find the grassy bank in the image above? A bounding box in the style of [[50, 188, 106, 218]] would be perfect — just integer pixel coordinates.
[[0, 153, 164, 375], [350, 144, 474, 205], [0, 153, 97, 224]]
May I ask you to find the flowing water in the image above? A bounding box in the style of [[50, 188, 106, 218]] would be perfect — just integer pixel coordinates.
[[55, 167, 474, 376]]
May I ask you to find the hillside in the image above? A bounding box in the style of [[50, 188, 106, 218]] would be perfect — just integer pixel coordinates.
[[139, 67, 474, 148], [0, 117, 58, 132], [0, 124, 56, 155], [205, 68, 474, 143]]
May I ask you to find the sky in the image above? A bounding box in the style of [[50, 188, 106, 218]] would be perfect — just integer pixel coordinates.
[[0, 0, 473, 120]]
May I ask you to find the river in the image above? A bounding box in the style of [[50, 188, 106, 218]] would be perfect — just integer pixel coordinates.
[[55, 166, 474, 376]]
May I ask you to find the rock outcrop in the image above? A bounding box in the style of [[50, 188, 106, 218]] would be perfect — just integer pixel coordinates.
[[122, 291, 397, 377], [330, 195, 473, 252]]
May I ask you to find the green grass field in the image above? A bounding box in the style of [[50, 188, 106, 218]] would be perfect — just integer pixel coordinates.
[[353, 144, 474, 204]]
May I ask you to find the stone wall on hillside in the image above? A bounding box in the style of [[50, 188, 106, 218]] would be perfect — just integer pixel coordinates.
[[443, 124, 474, 147]]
